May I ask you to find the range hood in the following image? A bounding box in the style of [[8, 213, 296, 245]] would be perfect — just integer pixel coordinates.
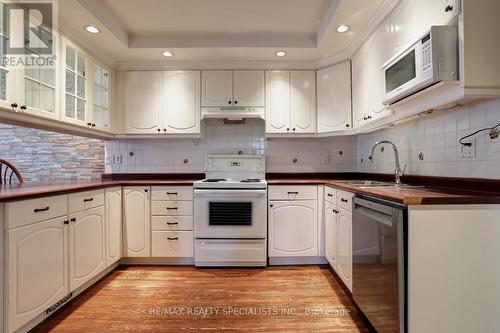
[[201, 107, 265, 120]]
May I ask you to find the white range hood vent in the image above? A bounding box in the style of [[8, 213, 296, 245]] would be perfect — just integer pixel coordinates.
[[201, 107, 265, 120]]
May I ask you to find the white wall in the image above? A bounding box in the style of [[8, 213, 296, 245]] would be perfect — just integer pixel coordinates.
[[105, 119, 357, 174], [358, 98, 500, 179]]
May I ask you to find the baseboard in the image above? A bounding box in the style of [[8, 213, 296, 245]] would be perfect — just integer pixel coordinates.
[[268, 256, 328, 265], [121, 257, 195, 265]]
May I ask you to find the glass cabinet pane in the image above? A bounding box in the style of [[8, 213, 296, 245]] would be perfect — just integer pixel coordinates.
[[66, 45, 75, 70], [0, 69, 6, 101], [93, 84, 101, 106], [77, 75, 86, 98], [25, 67, 40, 81], [41, 86, 55, 113], [93, 64, 101, 85], [76, 98, 85, 120], [77, 52, 85, 76], [41, 68, 55, 87], [101, 88, 109, 108], [102, 69, 109, 88], [65, 70, 75, 94], [25, 79, 40, 109], [65, 95, 75, 118]]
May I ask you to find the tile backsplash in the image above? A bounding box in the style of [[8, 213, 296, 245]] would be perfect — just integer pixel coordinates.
[[105, 119, 357, 174], [0, 124, 105, 182], [357, 98, 500, 179]]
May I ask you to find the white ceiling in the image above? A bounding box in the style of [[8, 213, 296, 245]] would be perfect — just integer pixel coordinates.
[[58, 0, 398, 68]]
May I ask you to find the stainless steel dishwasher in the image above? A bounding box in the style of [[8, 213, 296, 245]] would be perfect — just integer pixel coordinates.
[[352, 195, 407, 333]]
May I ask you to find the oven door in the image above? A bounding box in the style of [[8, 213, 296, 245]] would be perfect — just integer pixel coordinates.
[[194, 189, 267, 238]]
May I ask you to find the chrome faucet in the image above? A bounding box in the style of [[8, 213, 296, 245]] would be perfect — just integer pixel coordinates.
[[368, 140, 405, 185]]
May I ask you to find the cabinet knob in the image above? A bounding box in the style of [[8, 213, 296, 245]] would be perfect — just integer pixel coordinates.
[[87, 122, 92, 126], [228, 101, 232, 104], [445, 5, 453, 12], [341, 198, 348, 203], [346, 124, 350, 128], [144, 189, 149, 192], [70, 218, 76, 222], [163, 128, 167, 132], [327, 193, 333, 197], [20, 105, 27, 110], [91, 123, 96, 127], [286, 128, 290, 132], [157, 129, 161, 132], [10, 103, 18, 108], [270, 204, 274, 207], [63, 220, 69, 225], [367, 115, 372, 120], [234, 100, 238, 104], [363, 117, 367, 121], [292, 128, 296, 131]]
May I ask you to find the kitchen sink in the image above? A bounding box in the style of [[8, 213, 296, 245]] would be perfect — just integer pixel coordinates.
[[334, 180, 421, 188]]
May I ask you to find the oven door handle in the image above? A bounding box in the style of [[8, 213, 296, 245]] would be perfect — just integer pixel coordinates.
[[194, 189, 267, 197]]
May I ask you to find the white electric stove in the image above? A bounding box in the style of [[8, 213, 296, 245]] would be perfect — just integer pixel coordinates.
[[194, 155, 267, 267]]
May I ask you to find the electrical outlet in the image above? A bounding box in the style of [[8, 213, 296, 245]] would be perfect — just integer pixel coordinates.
[[459, 140, 476, 158]]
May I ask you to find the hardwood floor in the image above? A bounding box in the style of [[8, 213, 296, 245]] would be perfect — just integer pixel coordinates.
[[33, 265, 370, 333]]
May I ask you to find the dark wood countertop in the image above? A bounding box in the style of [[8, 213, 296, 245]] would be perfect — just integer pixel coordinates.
[[267, 179, 500, 205], [1, 173, 499, 205]]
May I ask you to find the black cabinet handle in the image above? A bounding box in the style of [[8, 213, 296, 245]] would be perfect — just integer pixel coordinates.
[[367, 115, 372, 120], [228, 101, 232, 104], [234, 100, 238, 104], [286, 128, 290, 132], [166, 222, 178, 225], [167, 207, 178, 210], [287, 191, 299, 195], [167, 237, 178, 240], [83, 198, 94, 202], [333, 209, 339, 214], [157, 129, 161, 132], [346, 124, 350, 128], [63, 220, 69, 225], [163, 128, 167, 132], [144, 189, 149, 192], [11, 103, 18, 108], [34, 206, 49, 213], [166, 192, 178, 195], [445, 5, 453, 12], [20, 105, 27, 110], [292, 128, 296, 131], [70, 218, 76, 222], [270, 204, 274, 207], [341, 198, 348, 203], [87, 122, 92, 126], [91, 123, 96, 127], [327, 193, 333, 197]]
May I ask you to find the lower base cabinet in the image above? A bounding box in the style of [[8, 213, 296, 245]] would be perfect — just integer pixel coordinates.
[[69, 206, 105, 291], [337, 208, 352, 291], [123, 187, 151, 257], [152, 231, 194, 257], [324, 203, 338, 270], [6, 216, 69, 333], [105, 187, 122, 266]]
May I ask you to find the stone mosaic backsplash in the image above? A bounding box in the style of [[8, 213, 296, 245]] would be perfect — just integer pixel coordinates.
[[0, 123, 105, 182]]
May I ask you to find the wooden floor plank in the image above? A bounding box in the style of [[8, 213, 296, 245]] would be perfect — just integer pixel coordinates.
[[32, 265, 370, 333]]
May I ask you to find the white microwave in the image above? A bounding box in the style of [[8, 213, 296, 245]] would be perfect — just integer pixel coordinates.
[[382, 26, 458, 105]]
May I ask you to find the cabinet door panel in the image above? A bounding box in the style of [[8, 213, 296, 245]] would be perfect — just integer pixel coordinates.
[[201, 71, 232, 107], [317, 62, 352, 132], [69, 206, 105, 291], [291, 71, 316, 133], [106, 187, 122, 266], [124, 71, 162, 133], [7, 217, 68, 333], [233, 70, 265, 107], [265, 71, 290, 133], [269, 201, 317, 257], [164, 71, 200, 133], [324, 204, 338, 269], [123, 187, 151, 257], [338, 208, 352, 291]]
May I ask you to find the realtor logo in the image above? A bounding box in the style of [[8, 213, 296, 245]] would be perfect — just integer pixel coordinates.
[[1, 0, 58, 66]]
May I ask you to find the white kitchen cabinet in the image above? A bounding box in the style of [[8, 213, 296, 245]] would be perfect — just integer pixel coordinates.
[[201, 70, 233, 107], [317, 62, 352, 132], [123, 187, 151, 257], [324, 203, 338, 270], [268, 200, 318, 257], [0, 2, 16, 111], [105, 187, 122, 266], [164, 71, 200, 134], [265, 70, 291, 133], [233, 70, 265, 106], [69, 206, 105, 291], [61, 38, 91, 127], [124, 71, 163, 134], [337, 208, 352, 291], [152, 231, 194, 257], [352, 18, 392, 128], [202, 70, 264, 107], [291, 71, 316, 133], [91, 61, 111, 131], [390, 0, 459, 53], [6, 216, 69, 333]]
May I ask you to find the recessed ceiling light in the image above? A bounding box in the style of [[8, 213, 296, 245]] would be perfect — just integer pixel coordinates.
[[275, 51, 286, 57], [336, 25, 349, 33], [162, 50, 174, 57], [85, 25, 100, 34]]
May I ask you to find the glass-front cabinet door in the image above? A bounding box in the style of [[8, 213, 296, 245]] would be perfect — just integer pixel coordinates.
[[62, 38, 89, 126], [17, 30, 60, 120], [91, 62, 111, 131], [0, 1, 16, 110]]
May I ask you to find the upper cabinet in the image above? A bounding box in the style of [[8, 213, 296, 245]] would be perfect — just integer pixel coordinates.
[[164, 71, 201, 134], [352, 18, 392, 129], [0, 2, 15, 111], [122, 70, 201, 135], [91, 61, 111, 131], [61, 38, 91, 127], [265, 70, 316, 134], [317, 61, 352, 133], [202, 70, 264, 107], [124, 71, 163, 134]]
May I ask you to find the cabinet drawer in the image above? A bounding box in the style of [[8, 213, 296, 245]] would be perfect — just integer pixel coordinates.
[[195, 239, 266, 266], [151, 201, 193, 216], [268, 186, 317, 200], [69, 189, 105, 213], [337, 190, 354, 212], [152, 216, 193, 231], [152, 231, 194, 257], [5, 195, 68, 229], [324, 186, 337, 204], [151, 187, 193, 201]]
